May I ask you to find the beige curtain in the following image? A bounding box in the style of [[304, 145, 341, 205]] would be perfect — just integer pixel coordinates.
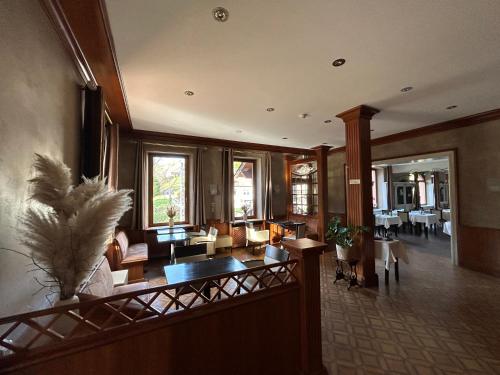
[[193, 148, 206, 225], [221, 148, 234, 222], [264, 152, 273, 220]]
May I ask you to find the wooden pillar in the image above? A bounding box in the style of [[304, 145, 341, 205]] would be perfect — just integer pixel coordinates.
[[312, 145, 329, 242], [282, 238, 328, 375], [336, 105, 379, 287], [107, 123, 119, 191]]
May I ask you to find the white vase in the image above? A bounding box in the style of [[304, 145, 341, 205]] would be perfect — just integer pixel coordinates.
[[336, 245, 360, 261], [169, 218, 174, 227], [243, 213, 248, 222]]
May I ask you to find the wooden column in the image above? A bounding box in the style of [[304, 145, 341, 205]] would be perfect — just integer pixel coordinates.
[[336, 105, 379, 287], [312, 146, 329, 242], [283, 238, 328, 375]]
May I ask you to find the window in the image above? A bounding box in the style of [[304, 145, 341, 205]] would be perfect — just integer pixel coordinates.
[[291, 161, 318, 215], [148, 153, 188, 226], [372, 169, 378, 208], [418, 174, 427, 205], [233, 159, 256, 219]]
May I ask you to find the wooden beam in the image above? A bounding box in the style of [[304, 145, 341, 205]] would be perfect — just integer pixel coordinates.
[[125, 129, 315, 155], [337, 105, 379, 287], [56, 0, 132, 129], [328, 107, 500, 155]]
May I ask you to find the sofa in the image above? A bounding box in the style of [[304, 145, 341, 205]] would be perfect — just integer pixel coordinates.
[[109, 231, 148, 282]]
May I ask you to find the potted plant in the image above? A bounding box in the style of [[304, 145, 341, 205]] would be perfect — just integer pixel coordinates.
[[326, 217, 369, 261], [10, 154, 132, 305], [166, 205, 177, 227], [241, 203, 250, 222]]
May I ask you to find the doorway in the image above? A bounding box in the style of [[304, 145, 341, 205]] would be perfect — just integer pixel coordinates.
[[372, 150, 459, 265]]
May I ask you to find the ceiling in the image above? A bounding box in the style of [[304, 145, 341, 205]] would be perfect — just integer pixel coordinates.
[[105, 0, 500, 148]]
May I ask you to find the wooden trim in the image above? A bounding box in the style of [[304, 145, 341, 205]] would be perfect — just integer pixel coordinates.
[[328, 108, 500, 155], [233, 158, 257, 220], [107, 123, 119, 190], [126, 129, 314, 155], [147, 153, 190, 227], [39, 0, 96, 88], [56, 0, 132, 129]]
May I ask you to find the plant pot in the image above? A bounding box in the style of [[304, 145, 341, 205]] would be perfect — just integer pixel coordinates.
[[169, 218, 174, 227], [336, 245, 360, 261]]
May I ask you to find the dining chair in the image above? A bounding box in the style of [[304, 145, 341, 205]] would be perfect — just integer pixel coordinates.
[[237, 244, 290, 293], [245, 222, 269, 254], [189, 227, 218, 255]]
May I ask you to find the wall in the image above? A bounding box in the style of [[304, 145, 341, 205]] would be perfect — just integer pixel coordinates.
[[0, 1, 83, 317], [117, 137, 288, 226], [327, 119, 500, 276]]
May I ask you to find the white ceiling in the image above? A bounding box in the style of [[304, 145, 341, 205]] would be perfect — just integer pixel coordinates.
[[106, 0, 500, 149]]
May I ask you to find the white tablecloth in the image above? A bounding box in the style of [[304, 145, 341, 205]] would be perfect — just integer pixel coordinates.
[[374, 240, 409, 270], [442, 209, 451, 221], [443, 221, 452, 236], [409, 212, 438, 228], [373, 208, 383, 215], [375, 215, 403, 229]]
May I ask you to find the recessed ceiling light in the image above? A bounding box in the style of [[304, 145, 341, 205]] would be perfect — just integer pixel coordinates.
[[299, 113, 309, 119], [370, 129, 374, 132], [282, 137, 288, 140], [400, 86, 413, 92], [324, 120, 332, 124], [332, 58, 346, 67], [212, 7, 229, 22], [184, 90, 194, 96], [322, 142, 329, 145], [446, 105, 457, 110], [236, 130, 243, 133], [266, 107, 275, 112]]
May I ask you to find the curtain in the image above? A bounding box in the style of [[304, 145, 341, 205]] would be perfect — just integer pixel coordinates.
[[263, 152, 273, 220], [220, 148, 234, 222], [131, 140, 144, 230], [413, 172, 421, 210], [193, 148, 206, 225], [386, 166, 393, 210], [433, 172, 441, 209]]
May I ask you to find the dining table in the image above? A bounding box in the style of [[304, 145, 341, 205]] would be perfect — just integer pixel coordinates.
[[374, 239, 409, 284], [374, 214, 403, 229], [409, 211, 438, 238], [442, 209, 451, 221], [164, 256, 247, 300], [443, 221, 452, 236]]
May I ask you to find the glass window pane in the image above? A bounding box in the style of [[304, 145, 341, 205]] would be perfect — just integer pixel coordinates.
[[151, 155, 186, 224], [233, 160, 255, 218]]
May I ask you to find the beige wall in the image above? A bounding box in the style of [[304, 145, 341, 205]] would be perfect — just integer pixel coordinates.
[[117, 138, 288, 226], [328, 120, 500, 229], [0, 0, 82, 317]]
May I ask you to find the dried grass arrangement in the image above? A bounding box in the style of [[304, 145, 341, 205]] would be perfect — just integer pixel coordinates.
[[17, 154, 132, 301]]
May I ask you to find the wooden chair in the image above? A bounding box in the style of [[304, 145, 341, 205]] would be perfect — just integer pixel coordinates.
[[112, 231, 148, 282]]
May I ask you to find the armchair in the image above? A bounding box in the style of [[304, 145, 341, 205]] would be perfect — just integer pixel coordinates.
[[189, 227, 218, 255], [245, 222, 270, 254]]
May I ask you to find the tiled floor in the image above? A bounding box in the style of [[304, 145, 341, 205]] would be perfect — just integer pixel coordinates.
[[322, 245, 500, 374], [145, 241, 500, 374]]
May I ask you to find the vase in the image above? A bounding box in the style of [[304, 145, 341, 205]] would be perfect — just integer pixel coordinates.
[[243, 213, 248, 222], [335, 245, 360, 261], [169, 218, 174, 227]]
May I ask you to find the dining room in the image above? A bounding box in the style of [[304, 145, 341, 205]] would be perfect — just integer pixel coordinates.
[[370, 151, 458, 277]]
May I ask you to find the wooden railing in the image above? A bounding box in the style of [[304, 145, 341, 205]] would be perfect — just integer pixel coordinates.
[[0, 239, 327, 375]]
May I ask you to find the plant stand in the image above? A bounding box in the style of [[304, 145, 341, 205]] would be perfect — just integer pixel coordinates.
[[334, 258, 359, 290]]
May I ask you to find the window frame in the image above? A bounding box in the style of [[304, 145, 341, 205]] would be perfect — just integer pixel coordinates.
[[288, 157, 319, 217], [372, 169, 378, 208], [233, 158, 257, 220], [148, 152, 189, 227]]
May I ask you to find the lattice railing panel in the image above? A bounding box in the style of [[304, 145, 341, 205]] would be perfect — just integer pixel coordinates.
[[0, 260, 298, 360]]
